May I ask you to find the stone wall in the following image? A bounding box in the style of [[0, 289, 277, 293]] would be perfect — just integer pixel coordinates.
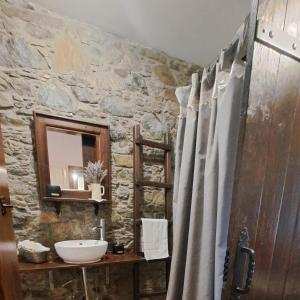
[[0, 0, 199, 299]]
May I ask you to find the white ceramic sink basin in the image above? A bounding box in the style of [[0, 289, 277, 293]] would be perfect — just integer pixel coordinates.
[[55, 240, 108, 264]]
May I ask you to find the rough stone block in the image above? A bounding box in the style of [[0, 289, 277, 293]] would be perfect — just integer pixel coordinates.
[[113, 154, 133, 168], [153, 64, 176, 86], [39, 211, 60, 224], [100, 95, 134, 117], [38, 79, 76, 112], [0, 34, 48, 69]]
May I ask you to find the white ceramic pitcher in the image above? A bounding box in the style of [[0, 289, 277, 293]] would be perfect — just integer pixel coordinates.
[[89, 184, 105, 200]]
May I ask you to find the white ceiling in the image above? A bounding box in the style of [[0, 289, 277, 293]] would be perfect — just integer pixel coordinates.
[[31, 0, 251, 66]]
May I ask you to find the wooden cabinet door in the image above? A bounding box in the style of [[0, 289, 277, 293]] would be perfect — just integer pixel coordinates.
[[223, 0, 300, 299], [0, 125, 21, 300]]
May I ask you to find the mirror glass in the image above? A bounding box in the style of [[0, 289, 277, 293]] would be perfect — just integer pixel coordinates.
[[46, 128, 96, 190]]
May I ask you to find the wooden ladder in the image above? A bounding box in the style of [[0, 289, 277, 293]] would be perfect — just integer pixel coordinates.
[[133, 124, 172, 299]]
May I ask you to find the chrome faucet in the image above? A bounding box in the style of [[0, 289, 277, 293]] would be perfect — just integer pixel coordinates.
[[92, 218, 106, 241]]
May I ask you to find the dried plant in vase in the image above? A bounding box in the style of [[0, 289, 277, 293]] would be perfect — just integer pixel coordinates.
[[84, 161, 108, 201]]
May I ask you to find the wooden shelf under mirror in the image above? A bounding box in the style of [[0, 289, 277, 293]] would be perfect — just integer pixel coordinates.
[[33, 113, 111, 211], [43, 197, 110, 203], [43, 197, 111, 215]]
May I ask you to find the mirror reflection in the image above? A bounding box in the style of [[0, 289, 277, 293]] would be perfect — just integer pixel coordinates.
[[46, 128, 96, 190]]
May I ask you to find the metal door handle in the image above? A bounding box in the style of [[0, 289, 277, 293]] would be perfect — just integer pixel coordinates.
[[0, 195, 14, 216], [234, 246, 255, 294], [223, 249, 230, 284]]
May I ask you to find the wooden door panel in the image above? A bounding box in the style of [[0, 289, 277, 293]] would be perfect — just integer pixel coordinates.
[[224, 0, 300, 299], [267, 95, 300, 298], [0, 126, 21, 300], [223, 0, 284, 297], [284, 204, 300, 299], [252, 56, 300, 300], [264, 0, 300, 298], [253, 4, 300, 295]]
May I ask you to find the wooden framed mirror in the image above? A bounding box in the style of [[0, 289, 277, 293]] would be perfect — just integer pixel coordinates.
[[33, 113, 111, 204]]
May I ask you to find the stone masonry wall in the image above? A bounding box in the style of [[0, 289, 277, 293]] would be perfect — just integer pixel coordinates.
[[0, 0, 199, 299]]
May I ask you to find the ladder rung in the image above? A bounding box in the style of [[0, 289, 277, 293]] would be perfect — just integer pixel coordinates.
[[145, 256, 171, 262], [135, 219, 172, 226], [139, 290, 167, 298], [135, 253, 172, 262], [136, 180, 172, 189], [136, 138, 171, 151], [143, 155, 165, 164]]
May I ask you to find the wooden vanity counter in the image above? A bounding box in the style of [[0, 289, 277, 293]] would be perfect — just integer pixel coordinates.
[[19, 253, 145, 273]]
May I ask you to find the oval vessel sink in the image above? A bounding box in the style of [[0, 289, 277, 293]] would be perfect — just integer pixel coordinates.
[[55, 240, 108, 264]]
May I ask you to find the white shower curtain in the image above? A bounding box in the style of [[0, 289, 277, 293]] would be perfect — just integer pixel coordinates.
[[167, 22, 248, 300]]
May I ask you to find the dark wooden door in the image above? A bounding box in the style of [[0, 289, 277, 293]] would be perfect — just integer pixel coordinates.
[[223, 0, 300, 299], [0, 125, 22, 300]]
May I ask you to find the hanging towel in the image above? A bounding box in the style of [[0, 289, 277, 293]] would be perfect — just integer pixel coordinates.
[[141, 218, 169, 261]]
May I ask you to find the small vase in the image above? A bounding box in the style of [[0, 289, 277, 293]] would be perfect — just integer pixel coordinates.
[[89, 184, 105, 201]]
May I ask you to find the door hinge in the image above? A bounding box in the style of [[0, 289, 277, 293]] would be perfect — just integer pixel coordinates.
[[0, 196, 14, 216], [256, 20, 300, 62]]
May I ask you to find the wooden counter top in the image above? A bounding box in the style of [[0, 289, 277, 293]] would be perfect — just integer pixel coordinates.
[[19, 253, 145, 272]]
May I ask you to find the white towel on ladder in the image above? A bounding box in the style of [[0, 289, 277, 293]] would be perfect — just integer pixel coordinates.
[[141, 218, 169, 261]]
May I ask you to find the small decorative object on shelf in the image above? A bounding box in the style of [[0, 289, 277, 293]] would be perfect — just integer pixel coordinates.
[[46, 185, 62, 198], [112, 243, 125, 255], [84, 160, 108, 201], [18, 240, 50, 264]]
